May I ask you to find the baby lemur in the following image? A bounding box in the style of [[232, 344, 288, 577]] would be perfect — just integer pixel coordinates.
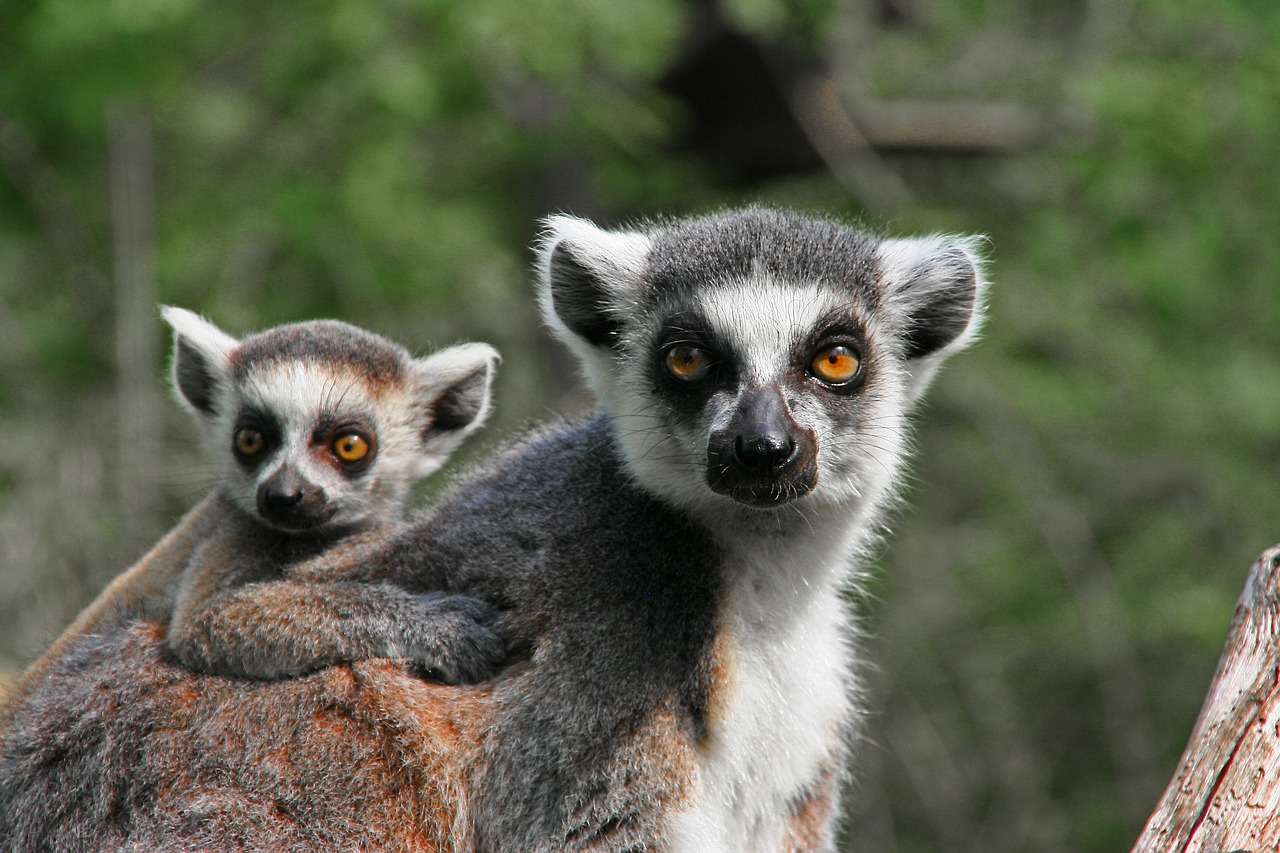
[[160, 308, 506, 681], [21, 309, 504, 687]]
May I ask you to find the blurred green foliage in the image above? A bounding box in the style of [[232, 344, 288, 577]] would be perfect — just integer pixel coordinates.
[[1, 0, 1278, 850]]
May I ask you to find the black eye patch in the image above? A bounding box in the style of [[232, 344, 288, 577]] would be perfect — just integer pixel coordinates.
[[651, 314, 737, 388], [231, 408, 282, 469], [790, 312, 873, 393]]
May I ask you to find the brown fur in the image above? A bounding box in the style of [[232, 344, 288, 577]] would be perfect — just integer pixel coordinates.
[[2, 623, 712, 851], [782, 768, 837, 853], [702, 626, 736, 738], [3, 621, 487, 850]]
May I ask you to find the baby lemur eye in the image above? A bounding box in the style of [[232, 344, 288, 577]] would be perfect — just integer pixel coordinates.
[[810, 345, 862, 386], [332, 432, 371, 463], [665, 345, 711, 382], [234, 428, 266, 457]]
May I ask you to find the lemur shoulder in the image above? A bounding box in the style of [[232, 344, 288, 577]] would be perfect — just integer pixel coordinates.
[[0, 207, 986, 852]]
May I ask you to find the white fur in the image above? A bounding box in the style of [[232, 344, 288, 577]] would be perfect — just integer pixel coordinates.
[[220, 361, 419, 525], [536, 214, 652, 398], [876, 234, 990, 403], [160, 305, 238, 418], [669, 522, 867, 853], [607, 280, 908, 521], [161, 307, 499, 532], [410, 342, 502, 465]]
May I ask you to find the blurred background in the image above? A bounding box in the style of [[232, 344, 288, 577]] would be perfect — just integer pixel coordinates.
[[1, 0, 1278, 849]]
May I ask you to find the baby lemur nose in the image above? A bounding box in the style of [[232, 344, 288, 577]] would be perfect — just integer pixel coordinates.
[[257, 466, 327, 522]]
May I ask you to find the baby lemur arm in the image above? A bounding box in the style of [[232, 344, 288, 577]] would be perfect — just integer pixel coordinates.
[[166, 523, 503, 683], [285, 518, 448, 589]]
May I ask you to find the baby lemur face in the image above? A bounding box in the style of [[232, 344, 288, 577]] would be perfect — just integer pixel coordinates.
[[538, 208, 985, 520], [162, 308, 499, 535]]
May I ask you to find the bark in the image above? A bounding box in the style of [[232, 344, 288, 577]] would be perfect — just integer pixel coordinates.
[[1134, 544, 1280, 852]]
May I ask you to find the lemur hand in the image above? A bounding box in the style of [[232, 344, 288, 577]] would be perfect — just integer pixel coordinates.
[[403, 593, 506, 684]]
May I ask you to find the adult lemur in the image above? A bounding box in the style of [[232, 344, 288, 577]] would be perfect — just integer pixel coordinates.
[[0, 208, 985, 852]]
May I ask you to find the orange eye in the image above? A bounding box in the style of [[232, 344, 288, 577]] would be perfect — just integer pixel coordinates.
[[234, 428, 266, 457], [333, 432, 370, 463], [811, 345, 861, 385], [665, 345, 710, 381]]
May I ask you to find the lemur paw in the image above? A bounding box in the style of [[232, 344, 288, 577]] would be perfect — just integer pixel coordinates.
[[406, 593, 506, 684]]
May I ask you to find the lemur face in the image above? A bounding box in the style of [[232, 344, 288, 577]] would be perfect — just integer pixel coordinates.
[[538, 208, 985, 520], [162, 308, 498, 535]]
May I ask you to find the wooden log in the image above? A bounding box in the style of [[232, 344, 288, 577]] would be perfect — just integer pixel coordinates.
[[1134, 544, 1280, 852]]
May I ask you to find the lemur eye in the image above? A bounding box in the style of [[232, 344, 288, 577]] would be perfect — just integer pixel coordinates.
[[234, 428, 266, 457], [665, 345, 711, 382], [333, 432, 370, 463], [810, 345, 862, 385]]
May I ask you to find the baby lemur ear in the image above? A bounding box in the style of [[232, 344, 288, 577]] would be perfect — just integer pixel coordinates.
[[536, 214, 652, 351], [160, 306, 239, 418], [877, 235, 989, 402], [410, 342, 501, 467]]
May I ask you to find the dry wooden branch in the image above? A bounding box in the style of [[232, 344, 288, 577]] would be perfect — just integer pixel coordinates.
[[1134, 544, 1280, 852]]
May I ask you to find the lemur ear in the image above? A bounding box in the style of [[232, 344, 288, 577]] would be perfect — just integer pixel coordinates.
[[410, 342, 501, 473], [536, 214, 652, 350], [877, 235, 988, 402], [160, 306, 239, 418]]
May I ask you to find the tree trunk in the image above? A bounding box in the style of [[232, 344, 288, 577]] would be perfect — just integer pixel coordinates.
[[107, 103, 161, 550], [1134, 544, 1280, 852]]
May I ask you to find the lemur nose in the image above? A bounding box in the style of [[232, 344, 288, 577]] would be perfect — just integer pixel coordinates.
[[733, 433, 797, 471], [262, 486, 304, 510], [257, 466, 326, 523]]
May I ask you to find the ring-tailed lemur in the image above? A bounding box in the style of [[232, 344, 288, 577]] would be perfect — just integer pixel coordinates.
[[248, 207, 985, 849], [0, 207, 985, 851], [14, 308, 505, 691]]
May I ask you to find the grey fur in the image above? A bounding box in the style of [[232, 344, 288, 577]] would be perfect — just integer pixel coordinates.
[[231, 319, 409, 384], [167, 493, 505, 683], [0, 208, 986, 851]]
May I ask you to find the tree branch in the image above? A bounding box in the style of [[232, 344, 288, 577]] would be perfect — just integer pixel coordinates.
[[1134, 545, 1280, 852]]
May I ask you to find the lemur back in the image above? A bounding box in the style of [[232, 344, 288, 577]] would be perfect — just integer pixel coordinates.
[[0, 208, 987, 852]]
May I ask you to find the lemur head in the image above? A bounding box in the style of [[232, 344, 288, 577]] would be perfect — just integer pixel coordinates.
[[162, 307, 499, 535], [537, 207, 986, 523]]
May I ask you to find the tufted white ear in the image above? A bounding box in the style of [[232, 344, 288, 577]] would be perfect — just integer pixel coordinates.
[[160, 306, 239, 418], [409, 342, 501, 477], [535, 214, 652, 352], [877, 235, 989, 403]]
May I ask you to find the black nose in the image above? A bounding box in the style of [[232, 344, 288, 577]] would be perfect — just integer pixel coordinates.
[[261, 485, 304, 512], [257, 466, 327, 525], [733, 432, 797, 471]]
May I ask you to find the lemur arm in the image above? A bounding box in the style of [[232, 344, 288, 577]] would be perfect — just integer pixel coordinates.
[[284, 517, 448, 589], [165, 526, 503, 682]]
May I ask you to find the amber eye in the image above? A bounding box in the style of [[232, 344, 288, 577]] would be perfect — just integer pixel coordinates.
[[665, 345, 711, 382], [810, 345, 862, 385], [333, 432, 370, 463], [234, 428, 266, 457]]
